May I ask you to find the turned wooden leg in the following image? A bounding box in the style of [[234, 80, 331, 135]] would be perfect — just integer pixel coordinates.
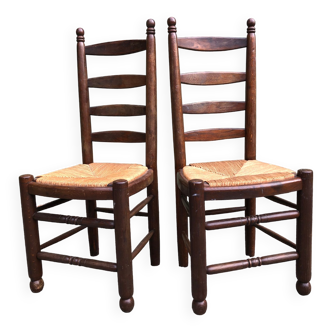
[[113, 180, 134, 313], [245, 198, 256, 257], [19, 174, 44, 293], [189, 179, 207, 315], [176, 185, 189, 267], [147, 178, 160, 266], [86, 200, 99, 257], [296, 169, 313, 295]]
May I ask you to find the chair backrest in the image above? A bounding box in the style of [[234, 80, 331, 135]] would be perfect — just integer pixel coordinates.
[[76, 19, 157, 172], [167, 17, 256, 172]]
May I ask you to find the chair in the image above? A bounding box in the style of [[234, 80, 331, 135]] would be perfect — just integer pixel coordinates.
[[19, 19, 159, 313], [167, 17, 313, 315]]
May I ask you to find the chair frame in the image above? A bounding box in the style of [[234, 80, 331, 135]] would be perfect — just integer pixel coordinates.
[[19, 19, 160, 313], [167, 17, 313, 315]]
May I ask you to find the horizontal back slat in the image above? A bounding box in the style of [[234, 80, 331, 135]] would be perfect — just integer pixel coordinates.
[[178, 37, 247, 51], [85, 39, 146, 56], [184, 128, 245, 141], [183, 101, 245, 114], [88, 75, 146, 89], [91, 130, 146, 143], [90, 104, 146, 116], [181, 72, 246, 85]]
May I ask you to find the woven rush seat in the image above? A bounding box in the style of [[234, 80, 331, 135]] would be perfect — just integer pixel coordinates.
[[182, 160, 296, 187], [36, 163, 148, 187]]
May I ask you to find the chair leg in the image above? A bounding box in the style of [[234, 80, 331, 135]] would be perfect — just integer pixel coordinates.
[[245, 198, 256, 257], [296, 169, 313, 295], [189, 179, 207, 315], [113, 180, 134, 313], [19, 175, 44, 293], [147, 179, 160, 266], [176, 186, 189, 267], [86, 200, 99, 256]]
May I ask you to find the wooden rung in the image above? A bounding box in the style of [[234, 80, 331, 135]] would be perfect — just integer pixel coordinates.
[[181, 72, 246, 85], [181, 195, 190, 216], [95, 207, 148, 217], [40, 226, 86, 250], [85, 39, 146, 56], [185, 128, 245, 142], [88, 74, 146, 89], [34, 212, 114, 229], [36, 198, 71, 212], [132, 230, 154, 260], [91, 130, 146, 143], [182, 232, 191, 255], [205, 210, 299, 230], [205, 206, 246, 216], [178, 37, 247, 52], [183, 101, 245, 114], [206, 251, 299, 275], [90, 104, 146, 116], [255, 224, 297, 249], [37, 251, 117, 272], [130, 195, 153, 218], [266, 195, 297, 209]]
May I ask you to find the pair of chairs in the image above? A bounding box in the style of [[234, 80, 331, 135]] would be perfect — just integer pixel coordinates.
[[19, 18, 313, 315]]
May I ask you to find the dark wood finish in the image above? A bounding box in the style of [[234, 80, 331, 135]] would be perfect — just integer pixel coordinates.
[[168, 17, 313, 314], [85, 39, 146, 56], [178, 37, 247, 51], [296, 169, 313, 295], [77, 28, 93, 164], [19, 21, 159, 313], [245, 19, 256, 160], [181, 72, 246, 85], [146, 19, 160, 266], [129, 195, 153, 218], [245, 198, 256, 257], [255, 224, 296, 249], [91, 130, 146, 143], [86, 200, 99, 256], [205, 206, 246, 216], [183, 101, 245, 114], [37, 252, 117, 272], [205, 210, 299, 230], [132, 230, 154, 260], [40, 226, 86, 250], [184, 128, 245, 141], [36, 198, 71, 211], [33, 212, 115, 229], [113, 180, 134, 313], [19, 175, 44, 293], [189, 180, 207, 315], [206, 252, 299, 275], [88, 75, 146, 89], [168, 17, 188, 267], [90, 104, 146, 116], [266, 195, 297, 209]]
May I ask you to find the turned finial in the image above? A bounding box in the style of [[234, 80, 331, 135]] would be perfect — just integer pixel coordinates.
[[146, 19, 155, 35], [247, 18, 256, 33], [76, 27, 85, 42], [167, 17, 176, 33]]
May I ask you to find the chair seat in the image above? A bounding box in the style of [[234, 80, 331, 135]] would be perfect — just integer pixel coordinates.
[[36, 163, 148, 187], [182, 160, 296, 187]]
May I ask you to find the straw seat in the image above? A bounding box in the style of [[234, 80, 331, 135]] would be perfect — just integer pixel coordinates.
[[36, 163, 148, 187], [183, 160, 295, 187]]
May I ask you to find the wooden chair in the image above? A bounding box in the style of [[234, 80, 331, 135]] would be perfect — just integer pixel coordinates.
[[167, 17, 313, 315], [19, 19, 159, 313]]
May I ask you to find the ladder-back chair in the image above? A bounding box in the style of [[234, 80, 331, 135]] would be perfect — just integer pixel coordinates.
[[167, 17, 313, 315], [19, 19, 159, 313]]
